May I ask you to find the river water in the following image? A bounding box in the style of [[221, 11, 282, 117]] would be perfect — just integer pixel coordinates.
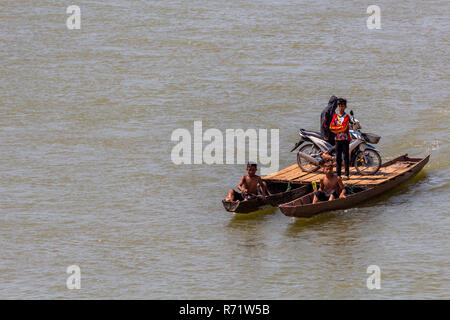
[[0, 0, 448, 299]]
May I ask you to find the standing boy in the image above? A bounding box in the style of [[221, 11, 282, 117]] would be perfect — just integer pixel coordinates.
[[329, 98, 351, 179]]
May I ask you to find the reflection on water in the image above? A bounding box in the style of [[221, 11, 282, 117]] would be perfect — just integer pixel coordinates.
[[228, 206, 278, 222], [285, 212, 337, 236]]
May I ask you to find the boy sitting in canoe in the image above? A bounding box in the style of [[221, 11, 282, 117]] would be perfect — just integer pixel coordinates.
[[312, 162, 346, 204], [225, 163, 269, 202]]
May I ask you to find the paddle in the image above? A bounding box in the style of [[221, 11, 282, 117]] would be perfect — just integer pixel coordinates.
[[285, 180, 292, 192]]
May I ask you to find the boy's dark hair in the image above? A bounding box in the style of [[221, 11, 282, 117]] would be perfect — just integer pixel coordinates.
[[247, 162, 257, 168], [322, 161, 334, 169], [337, 98, 347, 106]]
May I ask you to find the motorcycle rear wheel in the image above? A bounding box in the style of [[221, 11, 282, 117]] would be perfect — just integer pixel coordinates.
[[297, 144, 321, 173], [354, 149, 382, 175]]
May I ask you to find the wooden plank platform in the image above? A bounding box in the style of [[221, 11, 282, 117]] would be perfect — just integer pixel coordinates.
[[263, 156, 419, 186]]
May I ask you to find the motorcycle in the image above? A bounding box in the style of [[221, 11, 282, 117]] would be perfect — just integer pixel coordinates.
[[290, 110, 382, 175]]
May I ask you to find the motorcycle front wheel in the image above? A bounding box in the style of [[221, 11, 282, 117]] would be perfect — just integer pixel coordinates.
[[354, 149, 382, 175], [297, 144, 321, 173]]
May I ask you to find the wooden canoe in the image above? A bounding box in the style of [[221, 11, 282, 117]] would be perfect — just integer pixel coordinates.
[[222, 182, 312, 214], [222, 196, 269, 214], [279, 154, 430, 218]]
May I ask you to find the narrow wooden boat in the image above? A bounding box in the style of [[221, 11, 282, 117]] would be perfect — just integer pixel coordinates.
[[222, 182, 311, 214], [279, 154, 430, 218], [222, 196, 269, 214]]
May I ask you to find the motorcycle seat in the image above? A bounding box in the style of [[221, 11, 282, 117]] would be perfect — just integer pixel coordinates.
[[300, 129, 323, 139]]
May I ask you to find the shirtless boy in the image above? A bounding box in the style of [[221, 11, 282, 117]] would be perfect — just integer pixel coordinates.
[[225, 163, 268, 202], [312, 162, 346, 204]]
